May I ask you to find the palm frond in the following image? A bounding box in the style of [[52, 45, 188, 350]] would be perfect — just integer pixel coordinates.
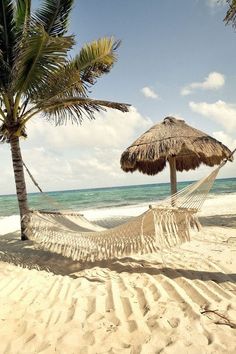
[[30, 59, 86, 103], [33, 0, 74, 36], [74, 37, 121, 86], [15, 0, 31, 34], [22, 37, 122, 110], [0, 123, 9, 142], [0, 96, 6, 119], [224, 0, 236, 27], [0, 53, 11, 92], [38, 97, 130, 125], [13, 26, 74, 97], [0, 48, 5, 83], [0, 0, 16, 87]]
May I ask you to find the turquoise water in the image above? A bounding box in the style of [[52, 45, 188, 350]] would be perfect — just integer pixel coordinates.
[[0, 177, 236, 217]]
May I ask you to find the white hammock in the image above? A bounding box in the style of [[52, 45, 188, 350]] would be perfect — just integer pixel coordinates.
[[24, 161, 226, 262]]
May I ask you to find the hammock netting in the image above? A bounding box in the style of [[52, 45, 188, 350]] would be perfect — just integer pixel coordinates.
[[24, 164, 223, 262]]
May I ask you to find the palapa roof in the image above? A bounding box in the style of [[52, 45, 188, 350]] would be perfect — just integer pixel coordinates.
[[120, 116, 232, 175]]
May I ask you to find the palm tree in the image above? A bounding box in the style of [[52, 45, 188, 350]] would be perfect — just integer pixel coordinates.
[[224, 0, 236, 27], [0, 0, 129, 240]]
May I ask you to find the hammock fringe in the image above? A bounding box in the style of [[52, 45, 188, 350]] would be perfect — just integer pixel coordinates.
[[24, 158, 232, 262], [25, 208, 199, 262]]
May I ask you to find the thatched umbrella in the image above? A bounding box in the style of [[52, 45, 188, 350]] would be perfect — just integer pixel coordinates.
[[120, 116, 232, 195]]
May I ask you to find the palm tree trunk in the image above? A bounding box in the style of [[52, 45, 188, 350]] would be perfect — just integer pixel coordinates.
[[9, 136, 29, 240]]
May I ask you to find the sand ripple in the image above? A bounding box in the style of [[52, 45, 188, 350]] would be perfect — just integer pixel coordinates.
[[0, 224, 235, 353]]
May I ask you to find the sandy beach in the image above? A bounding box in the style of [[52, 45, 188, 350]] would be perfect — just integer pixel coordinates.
[[0, 194, 235, 354]]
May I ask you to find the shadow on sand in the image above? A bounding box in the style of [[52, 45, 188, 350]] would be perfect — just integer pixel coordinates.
[[0, 231, 235, 285], [199, 214, 236, 228]]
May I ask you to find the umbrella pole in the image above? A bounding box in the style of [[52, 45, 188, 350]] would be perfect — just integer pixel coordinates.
[[169, 156, 177, 202]]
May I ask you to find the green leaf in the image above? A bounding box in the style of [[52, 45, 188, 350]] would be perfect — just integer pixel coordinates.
[[39, 97, 130, 125], [13, 26, 74, 97], [0, 123, 8, 142], [30, 59, 86, 103], [224, 0, 236, 28], [15, 0, 31, 34], [33, 0, 74, 36], [74, 37, 120, 86], [23, 37, 127, 120], [32, 37, 120, 104], [0, 0, 16, 87]]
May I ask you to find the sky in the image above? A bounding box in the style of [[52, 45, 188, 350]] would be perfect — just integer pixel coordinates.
[[1, 0, 236, 195]]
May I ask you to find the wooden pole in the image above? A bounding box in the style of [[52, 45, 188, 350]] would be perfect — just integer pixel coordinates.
[[169, 156, 177, 196]]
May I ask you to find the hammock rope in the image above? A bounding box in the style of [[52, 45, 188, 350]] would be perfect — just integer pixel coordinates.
[[23, 149, 235, 262]]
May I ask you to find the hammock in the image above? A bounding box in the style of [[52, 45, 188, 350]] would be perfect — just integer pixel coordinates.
[[24, 154, 232, 262]]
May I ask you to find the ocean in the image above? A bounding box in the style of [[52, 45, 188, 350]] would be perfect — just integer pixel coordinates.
[[0, 177, 236, 219]]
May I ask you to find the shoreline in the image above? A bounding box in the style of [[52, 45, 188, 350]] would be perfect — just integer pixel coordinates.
[[1, 192, 236, 234], [1, 176, 236, 219]]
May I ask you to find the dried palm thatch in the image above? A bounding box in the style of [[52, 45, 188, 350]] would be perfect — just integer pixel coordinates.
[[120, 116, 232, 194]]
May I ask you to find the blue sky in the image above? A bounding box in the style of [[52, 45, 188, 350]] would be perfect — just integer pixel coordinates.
[[1, 0, 236, 194], [72, 0, 236, 129]]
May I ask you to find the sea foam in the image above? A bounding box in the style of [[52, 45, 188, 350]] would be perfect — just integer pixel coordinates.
[[81, 203, 148, 221], [0, 203, 148, 235], [0, 215, 20, 235], [1, 193, 235, 235]]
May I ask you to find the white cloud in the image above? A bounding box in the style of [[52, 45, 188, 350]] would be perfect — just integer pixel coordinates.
[[213, 131, 236, 149], [27, 106, 152, 149], [141, 86, 159, 99], [181, 87, 192, 96], [181, 72, 225, 96], [189, 100, 236, 131], [2, 105, 235, 196], [1, 107, 155, 194], [212, 132, 236, 176]]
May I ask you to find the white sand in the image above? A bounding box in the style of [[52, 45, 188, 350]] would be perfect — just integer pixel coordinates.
[[0, 194, 235, 353]]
